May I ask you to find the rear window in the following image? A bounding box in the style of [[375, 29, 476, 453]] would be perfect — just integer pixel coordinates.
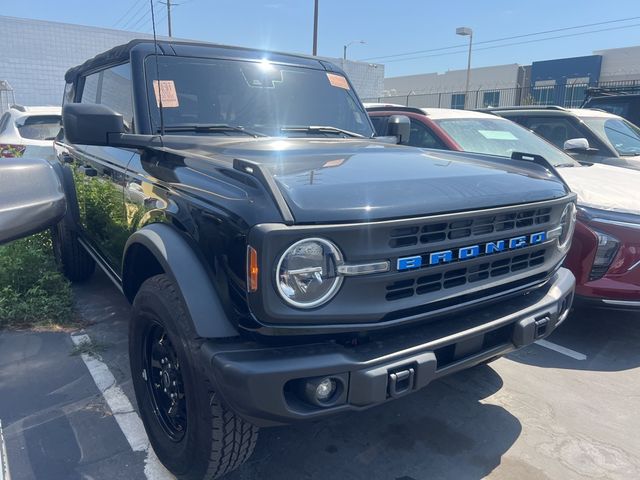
[[584, 98, 631, 118], [17, 115, 61, 140]]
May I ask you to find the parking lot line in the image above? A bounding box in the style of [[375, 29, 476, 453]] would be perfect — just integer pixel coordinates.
[[70, 334, 174, 480], [0, 419, 10, 480], [535, 339, 587, 361]]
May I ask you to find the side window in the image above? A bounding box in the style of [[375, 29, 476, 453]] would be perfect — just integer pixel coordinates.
[[81, 64, 134, 131], [0, 112, 10, 134], [407, 119, 445, 149], [63, 82, 75, 105], [520, 116, 585, 149], [369, 116, 388, 136], [81, 73, 100, 104]]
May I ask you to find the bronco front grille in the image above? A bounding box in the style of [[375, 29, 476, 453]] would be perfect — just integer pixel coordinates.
[[388, 207, 552, 248], [385, 248, 547, 301]]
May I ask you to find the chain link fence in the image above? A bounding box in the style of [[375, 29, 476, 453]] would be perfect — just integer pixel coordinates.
[[363, 80, 640, 110]]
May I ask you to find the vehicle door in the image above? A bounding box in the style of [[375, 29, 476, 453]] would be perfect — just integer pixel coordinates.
[[517, 115, 615, 165], [61, 63, 136, 275]]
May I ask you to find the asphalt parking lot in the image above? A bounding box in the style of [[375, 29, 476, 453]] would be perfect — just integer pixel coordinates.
[[1, 270, 639, 480]]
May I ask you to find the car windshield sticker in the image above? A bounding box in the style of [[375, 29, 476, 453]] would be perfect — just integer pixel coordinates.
[[327, 73, 350, 90], [153, 80, 179, 108], [478, 130, 518, 140]]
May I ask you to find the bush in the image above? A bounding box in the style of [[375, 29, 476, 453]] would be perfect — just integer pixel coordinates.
[[0, 231, 73, 329]]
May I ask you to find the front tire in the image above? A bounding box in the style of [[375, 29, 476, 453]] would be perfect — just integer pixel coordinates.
[[130, 274, 258, 480], [51, 221, 95, 282]]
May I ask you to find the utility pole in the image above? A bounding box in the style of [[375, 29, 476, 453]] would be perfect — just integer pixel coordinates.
[[312, 0, 318, 56], [167, 0, 172, 37], [456, 26, 473, 108]]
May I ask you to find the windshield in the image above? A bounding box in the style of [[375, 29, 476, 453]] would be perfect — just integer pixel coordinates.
[[434, 117, 580, 167], [581, 117, 640, 156], [17, 115, 61, 140], [144, 56, 374, 138]]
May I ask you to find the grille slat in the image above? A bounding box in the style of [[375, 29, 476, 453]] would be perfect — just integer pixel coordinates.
[[389, 207, 552, 248], [385, 249, 547, 301]]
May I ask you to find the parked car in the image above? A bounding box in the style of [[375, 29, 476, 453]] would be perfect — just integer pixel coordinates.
[[483, 106, 640, 171], [55, 40, 576, 479], [582, 85, 640, 126], [0, 105, 61, 157], [366, 105, 640, 309]]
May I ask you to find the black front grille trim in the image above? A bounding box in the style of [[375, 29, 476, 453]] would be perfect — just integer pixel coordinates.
[[383, 269, 552, 322], [389, 207, 553, 249], [386, 248, 548, 301]]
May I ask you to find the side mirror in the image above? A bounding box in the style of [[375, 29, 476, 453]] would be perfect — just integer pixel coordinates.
[[387, 115, 411, 145], [563, 138, 590, 152], [62, 103, 125, 146], [0, 157, 66, 244]]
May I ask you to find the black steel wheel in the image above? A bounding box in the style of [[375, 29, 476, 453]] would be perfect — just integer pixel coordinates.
[[143, 322, 187, 441], [130, 274, 258, 480]]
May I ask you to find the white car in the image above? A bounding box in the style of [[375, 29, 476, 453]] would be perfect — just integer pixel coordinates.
[[0, 105, 61, 157]]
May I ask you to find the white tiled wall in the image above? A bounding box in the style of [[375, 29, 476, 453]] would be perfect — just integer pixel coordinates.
[[0, 15, 384, 109], [0, 16, 155, 108]]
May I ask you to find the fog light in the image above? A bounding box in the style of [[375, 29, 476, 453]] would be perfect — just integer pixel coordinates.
[[300, 375, 344, 407], [315, 378, 336, 402]]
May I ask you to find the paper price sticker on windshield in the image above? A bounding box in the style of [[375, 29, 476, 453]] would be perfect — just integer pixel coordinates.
[[327, 73, 350, 90], [153, 80, 179, 108]]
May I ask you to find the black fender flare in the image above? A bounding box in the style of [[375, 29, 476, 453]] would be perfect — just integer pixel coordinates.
[[50, 160, 81, 228], [123, 223, 239, 338]]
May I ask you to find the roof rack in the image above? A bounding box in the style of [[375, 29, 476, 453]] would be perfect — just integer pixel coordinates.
[[479, 105, 567, 112], [585, 85, 640, 98], [365, 105, 426, 115], [9, 104, 26, 112]]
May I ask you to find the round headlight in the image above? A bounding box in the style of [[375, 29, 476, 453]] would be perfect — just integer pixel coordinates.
[[276, 238, 343, 309], [558, 202, 577, 252]]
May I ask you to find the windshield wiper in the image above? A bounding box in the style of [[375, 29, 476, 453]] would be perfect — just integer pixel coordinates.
[[160, 124, 266, 137], [280, 125, 365, 138]]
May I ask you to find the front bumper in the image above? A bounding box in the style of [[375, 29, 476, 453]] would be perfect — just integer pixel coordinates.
[[202, 268, 575, 427]]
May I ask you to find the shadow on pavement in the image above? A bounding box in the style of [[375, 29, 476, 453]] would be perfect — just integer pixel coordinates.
[[228, 365, 520, 480], [508, 305, 640, 372], [73, 270, 521, 480]]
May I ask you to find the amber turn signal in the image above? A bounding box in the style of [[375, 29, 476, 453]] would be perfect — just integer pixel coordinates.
[[247, 246, 259, 292]]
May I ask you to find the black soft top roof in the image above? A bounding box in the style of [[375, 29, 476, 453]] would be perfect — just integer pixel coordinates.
[[64, 39, 331, 83], [65, 40, 146, 82]]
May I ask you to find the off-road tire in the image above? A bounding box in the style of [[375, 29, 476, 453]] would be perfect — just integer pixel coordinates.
[[51, 221, 95, 282], [130, 274, 258, 480]]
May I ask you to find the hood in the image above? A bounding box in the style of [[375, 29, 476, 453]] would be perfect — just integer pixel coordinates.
[[559, 163, 640, 215], [164, 137, 569, 223]]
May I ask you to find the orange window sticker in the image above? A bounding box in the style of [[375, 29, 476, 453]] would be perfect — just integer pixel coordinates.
[[153, 80, 179, 108], [326, 73, 350, 90], [322, 158, 345, 168]]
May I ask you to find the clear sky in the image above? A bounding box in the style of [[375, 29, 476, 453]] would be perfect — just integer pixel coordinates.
[[3, 0, 640, 77]]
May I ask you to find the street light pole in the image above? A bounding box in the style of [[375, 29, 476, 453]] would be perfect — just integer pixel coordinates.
[[456, 26, 473, 108], [343, 40, 365, 60], [312, 0, 319, 56], [167, 0, 172, 37]]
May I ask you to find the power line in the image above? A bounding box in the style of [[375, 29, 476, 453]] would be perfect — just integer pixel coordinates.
[[361, 16, 640, 62], [113, 0, 144, 28], [379, 22, 640, 64], [118, 1, 148, 29], [128, 9, 153, 32], [121, 2, 151, 30]]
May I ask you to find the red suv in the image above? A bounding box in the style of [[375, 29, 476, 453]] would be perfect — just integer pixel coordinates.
[[366, 104, 640, 309]]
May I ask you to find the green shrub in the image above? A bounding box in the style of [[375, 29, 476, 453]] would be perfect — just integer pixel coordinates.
[[0, 231, 73, 329]]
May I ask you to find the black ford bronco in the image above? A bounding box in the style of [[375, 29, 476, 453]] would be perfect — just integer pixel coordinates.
[[54, 40, 576, 479]]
